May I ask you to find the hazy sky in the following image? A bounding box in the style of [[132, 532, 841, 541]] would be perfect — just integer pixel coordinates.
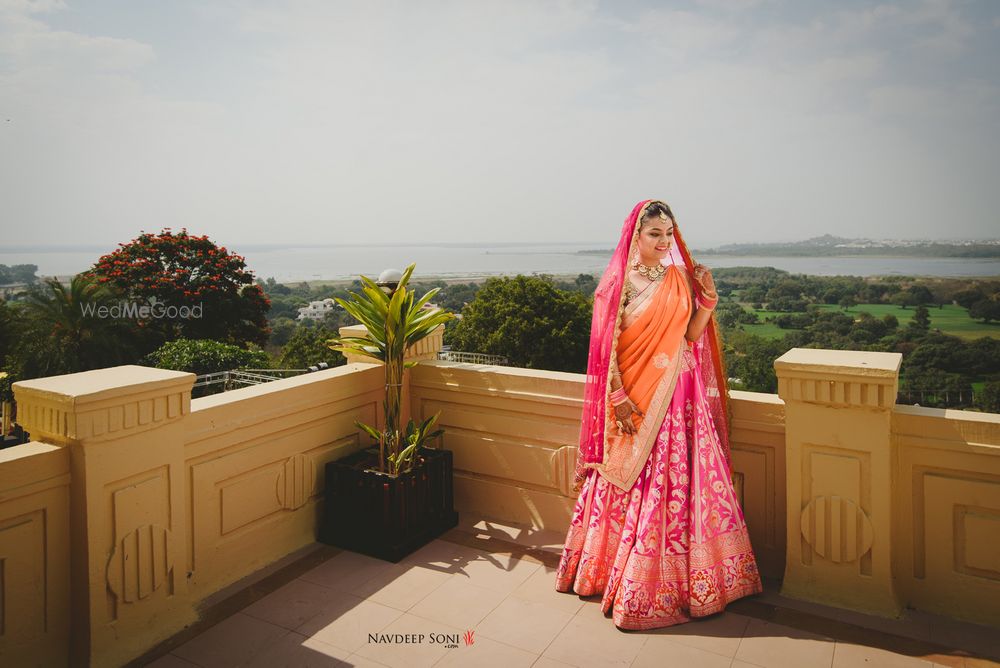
[[1, 0, 998, 250]]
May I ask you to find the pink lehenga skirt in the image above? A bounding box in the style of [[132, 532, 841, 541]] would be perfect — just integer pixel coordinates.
[[555, 345, 764, 630]]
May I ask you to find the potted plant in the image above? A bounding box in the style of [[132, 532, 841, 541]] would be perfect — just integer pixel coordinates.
[[319, 262, 459, 561]]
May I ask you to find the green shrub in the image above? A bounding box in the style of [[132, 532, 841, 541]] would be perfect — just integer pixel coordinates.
[[144, 338, 270, 375]]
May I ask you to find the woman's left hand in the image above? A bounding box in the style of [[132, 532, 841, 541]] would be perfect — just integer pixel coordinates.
[[614, 398, 643, 435], [693, 263, 716, 296]]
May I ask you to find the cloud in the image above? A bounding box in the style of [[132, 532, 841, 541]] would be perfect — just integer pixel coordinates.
[[903, 0, 976, 57], [0, 0, 66, 14], [0, 0, 997, 250], [613, 7, 742, 54], [0, 0, 154, 95], [694, 0, 772, 11]]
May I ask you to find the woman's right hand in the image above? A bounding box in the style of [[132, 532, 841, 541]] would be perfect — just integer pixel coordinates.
[[614, 398, 644, 435]]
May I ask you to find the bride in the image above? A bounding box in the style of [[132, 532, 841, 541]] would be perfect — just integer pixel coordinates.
[[554, 199, 763, 630]]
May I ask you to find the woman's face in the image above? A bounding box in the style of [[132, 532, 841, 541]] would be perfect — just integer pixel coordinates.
[[636, 218, 674, 264]]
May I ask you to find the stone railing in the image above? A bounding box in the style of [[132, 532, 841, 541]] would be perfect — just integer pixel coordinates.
[[3, 362, 384, 667], [0, 330, 997, 665], [775, 348, 1000, 627], [0, 441, 71, 666]]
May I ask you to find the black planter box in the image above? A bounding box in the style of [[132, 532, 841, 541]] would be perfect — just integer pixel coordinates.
[[320, 445, 459, 562]]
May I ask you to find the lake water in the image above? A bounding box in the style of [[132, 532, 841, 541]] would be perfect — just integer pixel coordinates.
[[1, 243, 997, 282]]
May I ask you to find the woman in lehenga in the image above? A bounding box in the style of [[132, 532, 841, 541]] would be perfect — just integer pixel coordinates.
[[554, 199, 763, 630]]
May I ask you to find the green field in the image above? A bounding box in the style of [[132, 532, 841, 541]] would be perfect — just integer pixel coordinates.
[[736, 303, 1000, 341], [740, 321, 797, 339]]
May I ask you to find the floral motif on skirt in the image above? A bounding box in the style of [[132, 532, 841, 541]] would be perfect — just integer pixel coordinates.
[[555, 356, 763, 630]]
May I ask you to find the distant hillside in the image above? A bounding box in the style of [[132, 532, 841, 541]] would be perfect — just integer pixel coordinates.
[[689, 234, 1000, 257], [574, 234, 1000, 258]]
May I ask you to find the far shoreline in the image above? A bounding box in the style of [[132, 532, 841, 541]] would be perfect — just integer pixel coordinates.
[[282, 269, 1000, 289]]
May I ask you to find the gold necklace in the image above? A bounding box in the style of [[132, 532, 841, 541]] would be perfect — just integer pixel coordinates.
[[631, 259, 666, 281]]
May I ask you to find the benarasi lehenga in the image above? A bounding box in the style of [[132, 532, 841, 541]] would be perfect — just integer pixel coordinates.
[[555, 199, 763, 630]]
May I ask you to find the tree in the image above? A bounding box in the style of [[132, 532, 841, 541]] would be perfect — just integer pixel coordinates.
[[446, 275, 591, 372], [906, 284, 934, 305], [0, 299, 21, 401], [892, 291, 918, 308], [267, 294, 308, 321], [742, 286, 767, 304], [954, 288, 986, 309], [767, 296, 808, 312], [774, 313, 812, 329], [900, 332, 964, 371], [766, 279, 806, 301], [144, 338, 270, 376], [429, 281, 480, 313], [961, 337, 1000, 376], [823, 287, 848, 305], [838, 295, 858, 310], [259, 277, 291, 295], [724, 331, 788, 393], [5, 275, 140, 383], [0, 264, 39, 285], [976, 381, 1000, 413], [86, 229, 270, 350], [910, 305, 931, 332], [0, 299, 16, 368], [278, 326, 345, 369], [268, 317, 298, 347], [716, 302, 759, 329], [969, 299, 1000, 323], [900, 366, 973, 407], [573, 273, 597, 295]]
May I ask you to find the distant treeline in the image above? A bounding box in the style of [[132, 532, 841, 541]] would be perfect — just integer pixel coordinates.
[[0, 264, 38, 285], [691, 243, 1000, 258], [576, 234, 1000, 258]]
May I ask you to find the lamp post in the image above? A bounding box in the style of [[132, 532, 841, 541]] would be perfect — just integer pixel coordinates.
[[376, 268, 402, 296]]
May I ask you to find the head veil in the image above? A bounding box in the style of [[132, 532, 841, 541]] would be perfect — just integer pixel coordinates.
[[573, 199, 733, 490]]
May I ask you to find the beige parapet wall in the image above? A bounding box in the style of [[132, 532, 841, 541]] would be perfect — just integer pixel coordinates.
[[776, 349, 904, 618], [1, 339, 997, 665], [409, 360, 587, 531], [775, 348, 1000, 628], [182, 363, 383, 600], [892, 404, 1000, 627], [728, 390, 787, 580], [5, 362, 384, 668], [0, 441, 71, 667], [11, 365, 197, 668]]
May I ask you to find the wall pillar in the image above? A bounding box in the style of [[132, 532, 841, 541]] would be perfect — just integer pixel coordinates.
[[774, 348, 903, 618], [14, 365, 196, 667]]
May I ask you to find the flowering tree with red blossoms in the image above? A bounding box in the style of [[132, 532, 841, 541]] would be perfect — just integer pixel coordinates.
[[85, 229, 271, 349]]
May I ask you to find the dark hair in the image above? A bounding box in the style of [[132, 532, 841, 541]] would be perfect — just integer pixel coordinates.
[[640, 201, 675, 227]]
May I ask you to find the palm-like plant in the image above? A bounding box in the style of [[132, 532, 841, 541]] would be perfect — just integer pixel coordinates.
[[15, 274, 138, 377], [326, 262, 455, 476]]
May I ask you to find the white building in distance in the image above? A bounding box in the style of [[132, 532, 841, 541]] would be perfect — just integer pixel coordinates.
[[297, 298, 337, 321]]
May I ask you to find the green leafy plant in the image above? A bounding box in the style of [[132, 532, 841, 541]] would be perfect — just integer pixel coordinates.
[[143, 338, 270, 375], [326, 262, 455, 476]]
